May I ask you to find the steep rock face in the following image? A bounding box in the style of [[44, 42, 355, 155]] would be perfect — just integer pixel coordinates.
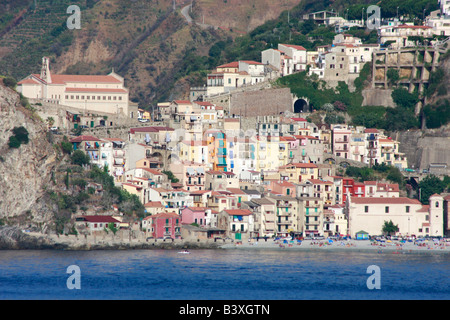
[[0, 83, 59, 229]]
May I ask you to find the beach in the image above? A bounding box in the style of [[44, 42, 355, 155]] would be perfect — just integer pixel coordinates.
[[220, 238, 450, 254]]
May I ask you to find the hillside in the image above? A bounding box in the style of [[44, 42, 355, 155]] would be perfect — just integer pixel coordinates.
[[0, 0, 301, 107]]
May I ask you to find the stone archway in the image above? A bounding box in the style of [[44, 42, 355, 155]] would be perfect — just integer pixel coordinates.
[[293, 98, 309, 113]]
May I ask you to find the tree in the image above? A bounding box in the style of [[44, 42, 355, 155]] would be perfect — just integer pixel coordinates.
[[392, 88, 419, 110], [382, 220, 399, 236], [71, 150, 90, 166], [418, 175, 446, 204], [162, 170, 179, 183], [107, 222, 118, 235], [8, 136, 21, 149], [386, 69, 399, 87]]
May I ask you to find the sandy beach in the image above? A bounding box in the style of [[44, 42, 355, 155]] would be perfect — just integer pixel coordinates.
[[220, 238, 450, 254]]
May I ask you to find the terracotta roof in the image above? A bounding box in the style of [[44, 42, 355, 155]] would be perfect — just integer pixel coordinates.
[[32, 74, 122, 84], [69, 135, 101, 142], [364, 128, 379, 133], [240, 60, 264, 65], [279, 44, 307, 51], [144, 201, 164, 207], [17, 78, 40, 85], [65, 88, 127, 93], [151, 212, 180, 219], [223, 209, 253, 216], [139, 167, 164, 175], [80, 215, 120, 223], [172, 100, 191, 105], [217, 61, 239, 68]]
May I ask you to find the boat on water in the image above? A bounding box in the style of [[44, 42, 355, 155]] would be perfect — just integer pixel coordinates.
[[178, 250, 190, 254]]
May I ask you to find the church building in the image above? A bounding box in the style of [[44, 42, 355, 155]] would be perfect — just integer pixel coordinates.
[[17, 57, 132, 117]]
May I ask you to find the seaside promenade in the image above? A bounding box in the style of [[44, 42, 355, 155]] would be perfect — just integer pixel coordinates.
[[221, 238, 450, 254], [17, 229, 450, 254]]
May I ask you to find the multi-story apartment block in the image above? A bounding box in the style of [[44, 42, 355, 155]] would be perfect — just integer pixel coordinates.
[[331, 124, 352, 159], [242, 198, 277, 237], [267, 195, 301, 236], [279, 163, 319, 183]]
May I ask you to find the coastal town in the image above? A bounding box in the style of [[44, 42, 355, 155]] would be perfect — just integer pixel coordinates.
[[9, 0, 450, 249]]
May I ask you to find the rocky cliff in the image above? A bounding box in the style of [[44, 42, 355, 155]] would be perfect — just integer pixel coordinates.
[[0, 82, 60, 231]]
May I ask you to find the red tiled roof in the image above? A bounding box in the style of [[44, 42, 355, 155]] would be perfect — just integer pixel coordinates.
[[17, 78, 40, 85], [69, 135, 101, 142], [280, 44, 307, 51], [240, 60, 264, 65], [144, 201, 164, 207], [173, 100, 191, 105], [224, 209, 253, 216], [32, 74, 122, 84], [151, 212, 180, 219], [65, 87, 127, 93], [80, 216, 120, 223], [217, 61, 239, 68]]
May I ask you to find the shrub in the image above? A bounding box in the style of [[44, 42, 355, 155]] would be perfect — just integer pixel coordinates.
[[8, 136, 21, 148], [71, 150, 90, 166], [2, 76, 17, 89]]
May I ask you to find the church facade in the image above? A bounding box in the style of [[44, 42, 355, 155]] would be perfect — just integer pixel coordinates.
[[17, 57, 132, 117]]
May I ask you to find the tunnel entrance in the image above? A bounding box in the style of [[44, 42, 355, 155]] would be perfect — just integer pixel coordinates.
[[294, 99, 308, 113]]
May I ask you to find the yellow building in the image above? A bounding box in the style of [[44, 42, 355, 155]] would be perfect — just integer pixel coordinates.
[[279, 163, 319, 183]]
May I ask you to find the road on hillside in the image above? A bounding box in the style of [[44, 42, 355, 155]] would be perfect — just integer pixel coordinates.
[[181, 3, 217, 29]]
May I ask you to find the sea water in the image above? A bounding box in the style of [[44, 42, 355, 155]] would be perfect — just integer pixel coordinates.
[[0, 249, 448, 300]]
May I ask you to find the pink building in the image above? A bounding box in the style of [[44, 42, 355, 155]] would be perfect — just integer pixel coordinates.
[[270, 181, 296, 197], [181, 207, 211, 227], [149, 212, 181, 239]]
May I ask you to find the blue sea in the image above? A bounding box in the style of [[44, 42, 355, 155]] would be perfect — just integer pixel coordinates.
[[0, 249, 448, 300]]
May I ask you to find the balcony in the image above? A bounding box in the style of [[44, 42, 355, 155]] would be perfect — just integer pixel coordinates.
[[277, 202, 292, 208], [306, 210, 321, 216], [305, 219, 320, 225], [278, 219, 293, 225]]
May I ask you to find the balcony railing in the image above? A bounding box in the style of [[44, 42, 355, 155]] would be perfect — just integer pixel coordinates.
[[277, 220, 293, 225]]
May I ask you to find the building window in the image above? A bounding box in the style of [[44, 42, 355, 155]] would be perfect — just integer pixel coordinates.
[[406, 206, 410, 213], [385, 206, 389, 213], [364, 206, 369, 213], [435, 201, 439, 208]]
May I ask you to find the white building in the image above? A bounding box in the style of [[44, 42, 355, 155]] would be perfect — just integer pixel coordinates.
[[17, 57, 132, 117], [346, 196, 444, 237]]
